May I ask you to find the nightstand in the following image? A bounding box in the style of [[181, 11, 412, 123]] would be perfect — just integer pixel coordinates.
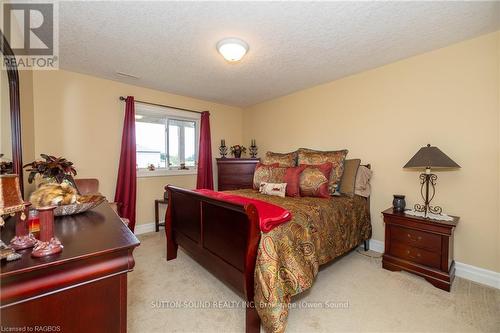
[[382, 208, 459, 292]]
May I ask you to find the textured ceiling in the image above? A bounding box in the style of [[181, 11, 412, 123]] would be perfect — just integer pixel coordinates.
[[59, 1, 500, 107]]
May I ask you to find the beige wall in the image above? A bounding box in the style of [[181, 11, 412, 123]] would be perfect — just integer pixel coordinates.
[[243, 32, 500, 272], [31, 70, 243, 226]]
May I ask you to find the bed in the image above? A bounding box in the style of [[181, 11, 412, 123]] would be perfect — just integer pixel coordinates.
[[165, 181, 371, 333]]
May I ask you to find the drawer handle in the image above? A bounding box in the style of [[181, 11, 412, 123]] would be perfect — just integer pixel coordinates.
[[406, 250, 421, 259], [407, 233, 422, 242]]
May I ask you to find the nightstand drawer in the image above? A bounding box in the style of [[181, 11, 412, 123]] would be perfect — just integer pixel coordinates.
[[391, 225, 441, 252], [389, 242, 441, 269]]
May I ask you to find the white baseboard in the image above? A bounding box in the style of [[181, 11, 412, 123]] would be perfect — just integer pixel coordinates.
[[454, 262, 500, 289], [367, 239, 385, 253], [134, 222, 158, 235], [362, 239, 500, 290]]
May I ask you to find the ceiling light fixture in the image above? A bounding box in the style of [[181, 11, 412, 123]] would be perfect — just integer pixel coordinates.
[[216, 38, 249, 62]]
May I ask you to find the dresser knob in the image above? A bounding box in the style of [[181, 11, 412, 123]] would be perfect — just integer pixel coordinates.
[[406, 249, 421, 259], [407, 233, 422, 242]]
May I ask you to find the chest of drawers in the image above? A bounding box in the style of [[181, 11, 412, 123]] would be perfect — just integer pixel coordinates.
[[382, 208, 459, 291], [1, 204, 140, 332], [216, 158, 259, 191]]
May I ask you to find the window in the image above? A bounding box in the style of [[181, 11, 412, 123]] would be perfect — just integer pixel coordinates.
[[135, 103, 200, 177]]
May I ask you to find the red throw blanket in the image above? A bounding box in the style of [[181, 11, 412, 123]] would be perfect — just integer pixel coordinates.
[[195, 189, 292, 233]]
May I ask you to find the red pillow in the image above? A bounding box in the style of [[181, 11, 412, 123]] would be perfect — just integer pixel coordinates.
[[284, 165, 306, 197], [299, 163, 333, 198]]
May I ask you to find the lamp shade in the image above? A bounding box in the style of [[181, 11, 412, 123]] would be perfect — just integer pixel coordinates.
[[0, 174, 25, 216], [403, 144, 460, 169]]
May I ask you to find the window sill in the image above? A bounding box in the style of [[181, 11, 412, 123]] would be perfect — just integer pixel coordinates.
[[137, 168, 197, 178]]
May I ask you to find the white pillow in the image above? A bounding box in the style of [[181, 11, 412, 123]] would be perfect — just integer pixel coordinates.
[[259, 182, 287, 198]]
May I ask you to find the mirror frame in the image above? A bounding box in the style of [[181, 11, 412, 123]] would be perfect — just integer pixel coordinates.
[[0, 29, 24, 195]]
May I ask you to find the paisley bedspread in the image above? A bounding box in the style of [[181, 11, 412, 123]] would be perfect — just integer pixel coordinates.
[[226, 189, 372, 333]]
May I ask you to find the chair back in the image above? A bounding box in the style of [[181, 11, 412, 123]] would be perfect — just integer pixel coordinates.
[[74, 178, 100, 195]]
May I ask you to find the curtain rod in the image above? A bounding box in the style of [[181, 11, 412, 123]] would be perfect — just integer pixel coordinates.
[[119, 96, 205, 114]]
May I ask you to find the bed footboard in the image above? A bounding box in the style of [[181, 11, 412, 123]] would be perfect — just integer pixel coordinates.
[[165, 185, 261, 333]]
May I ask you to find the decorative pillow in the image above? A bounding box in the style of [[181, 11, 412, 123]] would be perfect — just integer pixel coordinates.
[[354, 165, 372, 198], [259, 182, 287, 198], [262, 151, 298, 167], [299, 163, 333, 198], [297, 148, 348, 195], [283, 165, 306, 197], [253, 163, 305, 197], [253, 163, 283, 190], [339, 159, 361, 197]]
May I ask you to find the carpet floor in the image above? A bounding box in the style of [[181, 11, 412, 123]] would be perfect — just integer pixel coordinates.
[[128, 232, 499, 333]]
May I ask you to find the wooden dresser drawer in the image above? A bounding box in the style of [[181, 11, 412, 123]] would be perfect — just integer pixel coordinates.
[[390, 225, 441, 252], [218, 173, 254, 185], [389, 241, 441, 269], [218, 163, 256, 174], [217, 158, 259, 192]]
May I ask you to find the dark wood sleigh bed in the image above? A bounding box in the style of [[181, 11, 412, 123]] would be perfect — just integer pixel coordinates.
[[165, 166, 371, 333]]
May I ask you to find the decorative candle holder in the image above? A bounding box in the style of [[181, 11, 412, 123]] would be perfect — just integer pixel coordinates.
[[10, 203, 37, 250], [31, 206, 63, 258], [249, 139, 258, 158], [219, 145, 228, 158], [219, 139, 228, 158]]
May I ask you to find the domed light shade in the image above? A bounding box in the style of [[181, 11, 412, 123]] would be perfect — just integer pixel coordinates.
[[217, 38, 249, 62]]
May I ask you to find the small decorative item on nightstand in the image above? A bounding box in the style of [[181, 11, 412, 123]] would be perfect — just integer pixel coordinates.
[[382, 208, 459, 291], [392, 195, 406, 212]]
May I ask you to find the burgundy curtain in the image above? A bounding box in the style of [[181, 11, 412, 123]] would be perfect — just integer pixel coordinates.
[[114, 96, 137, 231], [196, 111, 214, 190]]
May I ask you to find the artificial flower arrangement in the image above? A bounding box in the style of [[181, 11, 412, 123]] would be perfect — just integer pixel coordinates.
[[230, 145, 247, 158]]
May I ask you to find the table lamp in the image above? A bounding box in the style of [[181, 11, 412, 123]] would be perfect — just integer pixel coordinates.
[[403, 144, 460, 216]]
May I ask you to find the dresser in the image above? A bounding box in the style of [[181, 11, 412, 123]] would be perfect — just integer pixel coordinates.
[[216, 158, 260, 191], [0, 203, 140, 332], [382, 208, 459, 291]]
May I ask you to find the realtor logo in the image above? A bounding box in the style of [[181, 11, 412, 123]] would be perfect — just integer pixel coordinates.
[[2, 1, 59, 69]]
